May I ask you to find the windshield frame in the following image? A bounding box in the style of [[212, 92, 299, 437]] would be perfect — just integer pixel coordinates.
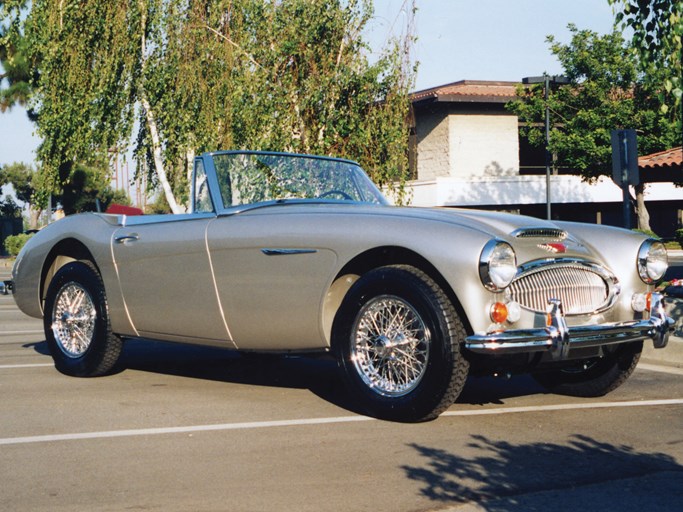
[[197, 150, 389, 214]]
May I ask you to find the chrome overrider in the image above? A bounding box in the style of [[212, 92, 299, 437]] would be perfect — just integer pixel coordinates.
[[465, 293, 674, 361], [0, 280, 13, 295]]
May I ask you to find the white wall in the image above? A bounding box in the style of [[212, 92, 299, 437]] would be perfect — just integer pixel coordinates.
[[401, 175, 683, 208], [415, 111, 450, 180], [448, 115, 519, 178]]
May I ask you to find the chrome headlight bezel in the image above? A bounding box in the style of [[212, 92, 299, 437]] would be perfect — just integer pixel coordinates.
[[637, 239, 668, 284], [479, 240, 517, 292]]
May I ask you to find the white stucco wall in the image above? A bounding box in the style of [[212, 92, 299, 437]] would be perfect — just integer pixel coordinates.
[[400, 175, 683, 208], [415, 110, 450, 180], [448, 115, 520, 179]]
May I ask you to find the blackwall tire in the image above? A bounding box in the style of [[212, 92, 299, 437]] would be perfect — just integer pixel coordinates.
[[532, 341, 643, 397], [332, 265, 469, 422], [43, 260, 123, 377]]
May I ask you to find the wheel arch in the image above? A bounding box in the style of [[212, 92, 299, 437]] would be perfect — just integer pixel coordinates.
[[40, 238, 99, 310], [322, 246, 472, 344]]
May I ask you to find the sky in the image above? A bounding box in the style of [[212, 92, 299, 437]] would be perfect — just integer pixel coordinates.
[[0, 0, 617, 169]]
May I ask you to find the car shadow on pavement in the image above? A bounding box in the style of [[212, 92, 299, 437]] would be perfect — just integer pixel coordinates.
[[458, 374, 547, 405], [22, 337, 551, 416], [116, 339, 548, 415], [119, 338, 367, 415], [402, 434, 683, 511], [22, 340, 50, 356]]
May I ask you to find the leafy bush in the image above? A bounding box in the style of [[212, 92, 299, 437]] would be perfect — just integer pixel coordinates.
[[676, 229, 683, 248], [4, 233, 34, 257]]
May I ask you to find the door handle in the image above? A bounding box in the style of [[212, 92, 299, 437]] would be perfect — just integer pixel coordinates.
[[115, 234, 139, 244]]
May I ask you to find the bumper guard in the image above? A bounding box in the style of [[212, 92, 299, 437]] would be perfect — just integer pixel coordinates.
[[465, 293, 674, 361]]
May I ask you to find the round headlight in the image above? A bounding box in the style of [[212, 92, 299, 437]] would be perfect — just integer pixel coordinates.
[[637, 239, 668, 284], [480, 240, 517, 291]]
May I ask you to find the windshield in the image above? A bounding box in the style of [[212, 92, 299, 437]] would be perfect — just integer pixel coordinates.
[[209, 152, 388, 208]]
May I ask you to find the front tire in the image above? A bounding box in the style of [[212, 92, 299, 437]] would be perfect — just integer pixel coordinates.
[[44, 261, 123, 377], [332, 265, 469, 422], [532, 341, 642, 397]]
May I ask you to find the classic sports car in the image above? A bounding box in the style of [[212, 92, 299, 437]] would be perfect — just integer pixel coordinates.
[[5, 151, 674, 421]]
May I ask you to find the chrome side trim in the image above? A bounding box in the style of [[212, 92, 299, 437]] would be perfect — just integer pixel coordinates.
[[116, 212, 217, 227], [261, 248, 318, 256], [465, 294, 673, 360]]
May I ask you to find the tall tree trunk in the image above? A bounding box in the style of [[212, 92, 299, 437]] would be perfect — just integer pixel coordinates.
[[186, 147, 195, 191], [140, 95, 184, 214], [634, 183, 651, 232], [139, 3, 183, 214], [28, 206, 42, 230]]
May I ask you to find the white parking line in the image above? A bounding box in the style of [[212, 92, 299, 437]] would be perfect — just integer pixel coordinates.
[[0, 330, 44, 335], [442, 398, 683, 416], [0, 363, 52, 369], [1, 398, 681, 446]]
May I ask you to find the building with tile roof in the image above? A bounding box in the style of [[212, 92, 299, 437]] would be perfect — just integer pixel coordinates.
[[638, 147, 683, 183], [403, 80, 683, 238]]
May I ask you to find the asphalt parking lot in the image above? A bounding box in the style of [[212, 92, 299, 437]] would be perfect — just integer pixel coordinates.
[[2, 264, 683, 511]]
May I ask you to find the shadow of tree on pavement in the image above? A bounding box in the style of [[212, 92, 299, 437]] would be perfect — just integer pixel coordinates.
[[403, 434, 683, 511]]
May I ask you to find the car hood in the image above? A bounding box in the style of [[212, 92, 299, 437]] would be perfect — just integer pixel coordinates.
[[343, 205, 561, 240], [407, 207, 561, 238], [244, 202, 567, 239]]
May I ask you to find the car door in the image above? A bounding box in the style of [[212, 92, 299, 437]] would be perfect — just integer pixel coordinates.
[[206, 209, 338, 350], [112, 215, 234, 346]]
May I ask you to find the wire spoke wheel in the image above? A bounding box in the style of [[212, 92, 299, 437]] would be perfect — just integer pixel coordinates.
[[351, 295, 430, 397], [333, 265, 469, 422], [51, 282, 97, 358], [44, 261, 123, 377]]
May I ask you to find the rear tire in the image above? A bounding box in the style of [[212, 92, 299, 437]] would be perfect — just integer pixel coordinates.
[[332, 265, 469, 422], [532, 342, 642, 397], [44, 261, 123, 377]]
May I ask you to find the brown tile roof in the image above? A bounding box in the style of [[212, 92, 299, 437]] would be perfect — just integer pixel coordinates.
[[411, 80, 519, 104], [638, 146, 682, 169]]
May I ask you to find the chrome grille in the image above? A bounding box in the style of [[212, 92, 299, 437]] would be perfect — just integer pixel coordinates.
[[508, 262, 612, 315]]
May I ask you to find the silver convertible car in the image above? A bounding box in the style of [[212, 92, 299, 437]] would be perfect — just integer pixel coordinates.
[[4, 151, 674, 421]]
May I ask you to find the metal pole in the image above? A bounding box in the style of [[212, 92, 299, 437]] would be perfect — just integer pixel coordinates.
[[544, 74, 551, 220], [621, 136, 632, 229]]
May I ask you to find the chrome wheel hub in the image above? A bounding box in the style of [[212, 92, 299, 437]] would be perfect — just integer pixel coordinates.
[[351, 295, 430, 397], [51, 282, 97, 358]]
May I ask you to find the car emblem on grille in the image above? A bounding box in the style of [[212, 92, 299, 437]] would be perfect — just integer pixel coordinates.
[[538, 243, 567, 254]]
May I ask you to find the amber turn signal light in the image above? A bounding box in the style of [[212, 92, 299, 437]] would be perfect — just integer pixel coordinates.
[[490, 302, 508, 324]]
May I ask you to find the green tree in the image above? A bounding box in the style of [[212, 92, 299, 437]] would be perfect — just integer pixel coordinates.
[[0, 161, 45, 228], [609, 0, 682, 126], [58, 160, 130, 215], [0, 0, 33, 112], [24, 0, 141, 202], [508, 25, 678, 229], [0, 195, 21, 218], [14, 0, 414, 212]]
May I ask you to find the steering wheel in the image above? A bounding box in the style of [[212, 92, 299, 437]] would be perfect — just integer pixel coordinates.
[[318, 190, 353, 201]]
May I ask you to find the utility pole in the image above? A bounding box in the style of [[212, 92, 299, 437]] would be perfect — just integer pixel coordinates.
[[522, 74, 570, 220]]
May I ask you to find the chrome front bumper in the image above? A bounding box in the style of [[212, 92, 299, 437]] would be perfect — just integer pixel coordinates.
[[0, 280, 13, 295], [465, 293, 674, 360]]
